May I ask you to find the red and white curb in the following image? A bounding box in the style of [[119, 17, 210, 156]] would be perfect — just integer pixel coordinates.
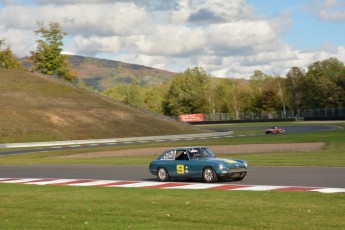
[[0, 178, 344, 193]]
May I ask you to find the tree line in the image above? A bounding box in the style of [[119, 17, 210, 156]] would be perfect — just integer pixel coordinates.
[[104, 59, 345, 118], [1, 22, 345, 118]]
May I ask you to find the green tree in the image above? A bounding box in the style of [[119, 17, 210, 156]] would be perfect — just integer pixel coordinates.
[[299, 58, 345, 108], [103, 79, 145, 108], [0, 38, 22, 69], [227, 80, 252, 120], [275, 76, 288, 117], [142, 83, 168, 113], [213, 78, 233, 113], [163, 67, 210, 116], [30, 22, 75, 82], [286, 67, 304, 115], [249, 70, 281, 113]]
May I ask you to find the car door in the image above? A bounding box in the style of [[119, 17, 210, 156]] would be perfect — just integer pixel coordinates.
[[169, 150, 190, 178]]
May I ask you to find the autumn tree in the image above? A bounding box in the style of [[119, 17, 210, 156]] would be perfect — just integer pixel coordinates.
[[0, 38, 22, 69], [30, 22, 75, 82]]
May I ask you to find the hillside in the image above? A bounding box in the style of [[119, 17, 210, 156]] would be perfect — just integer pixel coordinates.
[[0, 70, 205, 143], [67, 55, 175, 91]]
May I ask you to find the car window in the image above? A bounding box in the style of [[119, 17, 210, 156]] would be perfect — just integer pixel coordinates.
[[188, 148, 209, 159], [175, 150, 189, 160], [161, 150, 175, 160]]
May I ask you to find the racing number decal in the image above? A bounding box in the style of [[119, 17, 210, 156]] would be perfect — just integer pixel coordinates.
[[176, 164, 185, 174]]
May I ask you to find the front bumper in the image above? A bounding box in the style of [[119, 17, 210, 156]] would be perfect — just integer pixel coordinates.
[[218, 167, 247, 179]]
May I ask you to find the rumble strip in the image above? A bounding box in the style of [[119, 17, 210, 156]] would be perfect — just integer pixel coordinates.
[[0, 178, 344, 193]]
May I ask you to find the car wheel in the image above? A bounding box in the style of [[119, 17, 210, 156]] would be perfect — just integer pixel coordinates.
[[232, 172, 246, 181], [157, 168, 170, 182], [203, 167, 218, 183]]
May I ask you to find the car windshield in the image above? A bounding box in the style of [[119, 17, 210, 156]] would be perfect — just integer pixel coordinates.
[[188, 148, 215, 159]]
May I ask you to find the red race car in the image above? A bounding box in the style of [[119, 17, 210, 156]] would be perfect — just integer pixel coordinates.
[[265, 127, 285, 134]]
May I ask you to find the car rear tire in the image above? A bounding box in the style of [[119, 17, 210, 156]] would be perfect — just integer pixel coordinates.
[[203, 167, 218, 183], [157, 168, 170, 182]]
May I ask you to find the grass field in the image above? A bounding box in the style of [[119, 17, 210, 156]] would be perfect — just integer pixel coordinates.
[[0, 121, 344, 229], [0, 183, 344, 230]]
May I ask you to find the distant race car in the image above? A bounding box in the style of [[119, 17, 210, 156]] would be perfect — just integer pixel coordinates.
[[265, 127, 285, 134], [149, 146, 248, 183]]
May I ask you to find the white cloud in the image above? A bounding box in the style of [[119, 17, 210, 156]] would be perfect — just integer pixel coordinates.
[[0, 0, 344, 79], [312, 0, 345, 22]]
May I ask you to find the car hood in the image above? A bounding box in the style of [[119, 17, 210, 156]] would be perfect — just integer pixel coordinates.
[[204, 158, 247, 167]]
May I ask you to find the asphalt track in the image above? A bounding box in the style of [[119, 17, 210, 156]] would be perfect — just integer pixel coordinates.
[[0, 165, 344, 188]]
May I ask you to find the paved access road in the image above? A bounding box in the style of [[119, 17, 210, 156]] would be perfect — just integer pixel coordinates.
[[0, 165, 344, 188]]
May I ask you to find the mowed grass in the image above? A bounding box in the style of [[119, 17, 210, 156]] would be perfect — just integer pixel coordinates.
[[0, 122, 344, 166], [0, 183, 344, 230]]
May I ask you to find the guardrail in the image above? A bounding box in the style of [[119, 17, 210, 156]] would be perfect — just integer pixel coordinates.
[[0, 131, 233, 149]]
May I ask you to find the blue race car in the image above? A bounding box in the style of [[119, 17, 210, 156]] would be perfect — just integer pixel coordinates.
[[149, 146, 248, 183]]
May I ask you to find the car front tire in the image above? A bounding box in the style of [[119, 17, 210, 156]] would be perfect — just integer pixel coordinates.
[[157, 167, 170, 182], [203, 167, 218, 183]]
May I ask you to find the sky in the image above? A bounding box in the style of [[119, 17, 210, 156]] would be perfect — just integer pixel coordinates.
[[0, 0, 344, 78]]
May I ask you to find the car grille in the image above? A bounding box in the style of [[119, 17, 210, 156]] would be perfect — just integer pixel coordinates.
[[228, 167, 246, 173]]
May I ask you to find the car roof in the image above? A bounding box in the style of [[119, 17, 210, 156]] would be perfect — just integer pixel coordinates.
[[168, 146, 207, 151]]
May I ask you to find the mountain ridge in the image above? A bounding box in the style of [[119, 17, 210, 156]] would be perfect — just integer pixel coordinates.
[[67, 55, 176, 91]]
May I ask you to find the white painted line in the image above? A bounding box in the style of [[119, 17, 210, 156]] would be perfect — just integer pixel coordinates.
[[311, 188, 345, 193], [233, 185, 285, 191], [164, 183, 221, 189], [2, 178, 40, 183], [0, 178, 13, 181], [25, 179, 80, 185], [68, 180, 120, 186], [114, 181, 164, 188]]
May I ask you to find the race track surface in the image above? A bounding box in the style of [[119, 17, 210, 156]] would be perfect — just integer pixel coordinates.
[[0, 125, 343, 191], [0, 165, 344, 188]]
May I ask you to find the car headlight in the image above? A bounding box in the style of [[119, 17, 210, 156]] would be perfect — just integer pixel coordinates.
[[219, 163, 224, 170], [243, 161, 248, 168]]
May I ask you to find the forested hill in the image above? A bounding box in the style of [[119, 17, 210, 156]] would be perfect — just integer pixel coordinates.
[[0, 69, 204, 143], [67, 55, 175, 91]]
